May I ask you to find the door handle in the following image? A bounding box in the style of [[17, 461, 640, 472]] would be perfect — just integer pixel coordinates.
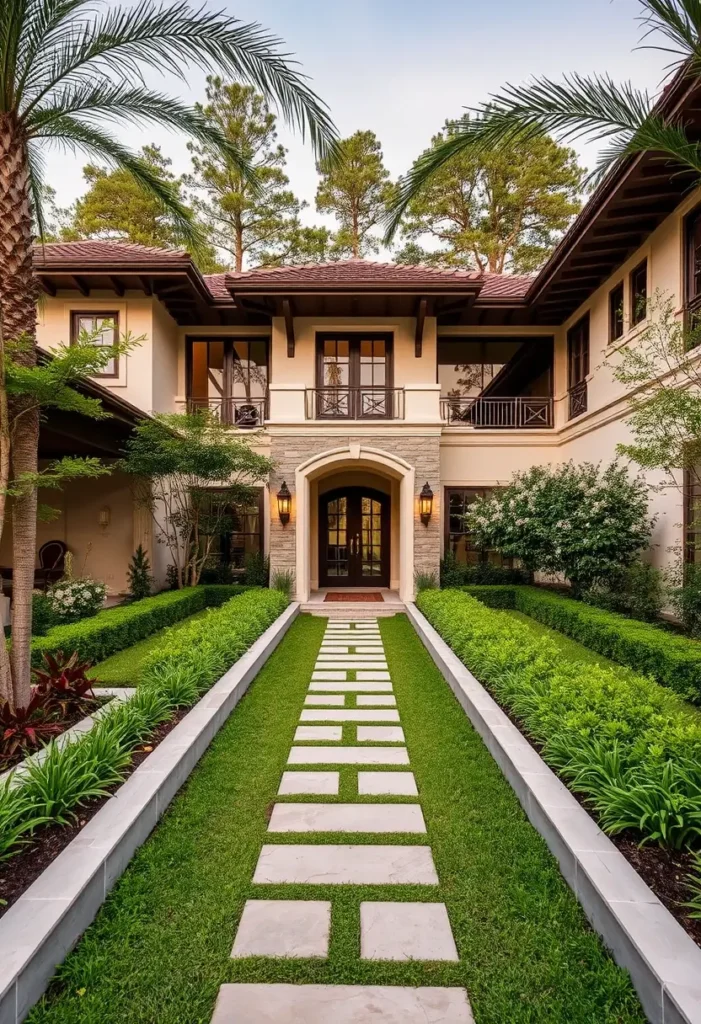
[[354, 533, 360, 556]]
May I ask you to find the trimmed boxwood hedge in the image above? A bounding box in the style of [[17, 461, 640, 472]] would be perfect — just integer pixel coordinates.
[[30, 585, 250, 668], [459, 584, 701, 704]]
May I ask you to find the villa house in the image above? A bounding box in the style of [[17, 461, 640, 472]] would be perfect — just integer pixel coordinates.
[[21, 77, 701, 604]]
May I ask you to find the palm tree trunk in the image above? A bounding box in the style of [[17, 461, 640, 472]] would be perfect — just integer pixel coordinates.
[[0, 113, 39, 710]]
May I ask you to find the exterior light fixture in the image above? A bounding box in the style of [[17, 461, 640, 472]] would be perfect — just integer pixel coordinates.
[[277, 481, 291, 526], [419, 482, 433, 526], [98, 506, 111, 529]]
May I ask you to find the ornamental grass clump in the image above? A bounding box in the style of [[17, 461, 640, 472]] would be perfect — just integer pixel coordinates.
[[417, 589, 701, 851]]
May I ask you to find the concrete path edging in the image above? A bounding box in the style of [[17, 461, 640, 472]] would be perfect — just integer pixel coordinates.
[[406, 601, 701, 1024], [0, 601, 299, 1024]]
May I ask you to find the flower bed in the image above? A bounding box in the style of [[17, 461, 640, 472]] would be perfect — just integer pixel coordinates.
[[417, 588, 701, 939], [0, 589, 287, 880], [29, 584, 249, 668], [461, 585, 701, 704]]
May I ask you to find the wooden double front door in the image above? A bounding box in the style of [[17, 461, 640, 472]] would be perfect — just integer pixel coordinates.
[[319, 487, 390, 588]]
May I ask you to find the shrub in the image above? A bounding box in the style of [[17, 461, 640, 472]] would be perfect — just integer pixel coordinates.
[[271, 569, 295, 598], [582, 560, 665, 622], [667, 561, 701, 638], [31, 593, 60, 636], [440, 552, 529, 587], [33, 651, 98, 717], [46, 577, 106, 623], [465, 461, 653, 595], [417, 589, 701, 850], [30, 585, 249, 668], [414, 570, 438, 592], [243, 552, 270, 587], [460, 585, 517, 609], [126, 546, 154, 601], [0, 692, 63, 764]]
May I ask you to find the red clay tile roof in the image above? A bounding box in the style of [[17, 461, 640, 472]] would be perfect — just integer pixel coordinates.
[[33, 240, 190, 264], [225, 258, 482, 288], [203, 272, 233, 300], [479, 273, 534, 299]]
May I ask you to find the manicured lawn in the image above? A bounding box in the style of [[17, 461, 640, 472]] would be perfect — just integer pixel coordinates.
[[29, 614, 644, 1024], [88, 609, 211, 686]]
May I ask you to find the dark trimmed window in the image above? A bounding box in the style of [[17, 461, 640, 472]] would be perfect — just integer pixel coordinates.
[[187, 337, 268, 424], [202, 488, 264, 571], [685, 206, 701, 342], [567, 314, 589, 419], [444, 487, 512, 566], [630, 260, 648, 327], [70, 311, 119, 377], [609, 282, 624, 342], [685, 471, 701, 563]]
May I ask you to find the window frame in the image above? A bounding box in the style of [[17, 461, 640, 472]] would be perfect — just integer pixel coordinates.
[[314, 332, 394, 419], [567, 314, 590, 390], [609, 281, 624, 343], [684, 470, 701, 563], [684, 205, 701, 341], [70, 310, 120, 379], [629, 259, 648, 327], [443, 486, 513, 568], [200, 486, 265, 571], [185, 336, 270, 409]]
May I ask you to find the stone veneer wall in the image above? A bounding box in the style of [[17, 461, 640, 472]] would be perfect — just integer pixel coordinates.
[[268, 434, 441, 593]]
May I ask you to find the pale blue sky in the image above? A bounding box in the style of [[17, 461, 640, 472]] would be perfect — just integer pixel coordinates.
[[46, 0, 672, 239]]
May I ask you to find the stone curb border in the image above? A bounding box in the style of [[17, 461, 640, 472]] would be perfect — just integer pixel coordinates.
[[0, 602, 300, 1024], [406, 601, 701, 1024]]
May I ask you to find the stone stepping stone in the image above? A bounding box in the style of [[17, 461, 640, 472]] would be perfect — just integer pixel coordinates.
[[211, 984, 474, 1023], [294, 726, 342, 742], [278, 771, 339, 795], [356, 671, 391, 680], [358, 771, 418, 796], [320, 645, 384, 653], [287, 746, 409, 765], [357, 726, 405, 743], [315, 663, 388, 672], [357, 695, 396, 706], [309, 682, 392, 692], [268, 802, 426, 834], [360, 902, 459, 962], [316, 654, 387, 661], [311, 671, 349, 680], [231, 900, 330, 959], [304, 695, 346, 706], [252, 844, 439, 885], [300, 709, 399, 723]]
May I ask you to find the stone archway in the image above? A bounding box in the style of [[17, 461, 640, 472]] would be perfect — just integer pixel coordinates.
[[294, 445, 416, 603]]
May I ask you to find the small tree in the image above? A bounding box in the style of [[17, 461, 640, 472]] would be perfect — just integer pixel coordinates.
[[122, 412, 272, 588], [127, 545, 154, 601], [465, 461, 653, 595]]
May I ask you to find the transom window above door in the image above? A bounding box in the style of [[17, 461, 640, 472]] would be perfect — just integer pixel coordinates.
[[187, 338, 268, 426], [311, 333, 399, 419]]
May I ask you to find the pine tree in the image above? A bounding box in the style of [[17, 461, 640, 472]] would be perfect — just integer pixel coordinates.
[[127, 546, 154, 601]]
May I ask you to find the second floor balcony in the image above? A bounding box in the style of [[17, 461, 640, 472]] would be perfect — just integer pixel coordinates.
[[440, 395, 553, 428], [305, 386, 405, 421], [179, 395, 268, 428]]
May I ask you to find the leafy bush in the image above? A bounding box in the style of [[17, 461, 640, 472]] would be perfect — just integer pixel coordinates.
[[127, 546, 154, 601], [0, 692, 63, 764], [417, 589, 701, 850], [582, 561, 665, 622], [46, 577, 106, 623], [440, 552, 530, 588], [31, 593, 60, 636], [667, 561, 701, 638], [465, 461, 653, 595], [33, 651, 97, 717], [243, 552, 270, 587], [460, 585, 517, 609], [30, 585, 249, 668]]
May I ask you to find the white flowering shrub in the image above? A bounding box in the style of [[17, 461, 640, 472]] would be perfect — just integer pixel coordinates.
[[465, 461, 653, 595], [46, 577, 107, 623]]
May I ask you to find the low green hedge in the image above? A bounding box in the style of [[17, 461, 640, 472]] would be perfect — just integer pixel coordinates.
[[417, 589, 701, 850], [457, 585, 701, 704], [30, 585, 249, 668]]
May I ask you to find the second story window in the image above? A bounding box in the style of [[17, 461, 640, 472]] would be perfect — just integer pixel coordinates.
[[630, 259, 648, 327], [71, 311, 119, 378], [314, 334, 394, 419], [567, 314, 589, 420], [609, 282, 624, 342], [188, 338, 268, 426], [685, 206, 701, 341]]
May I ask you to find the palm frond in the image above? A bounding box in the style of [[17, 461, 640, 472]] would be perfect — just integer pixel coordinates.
[[21, 0, 337, 157], [31, 116, 204, 248], [26, 141, 47, 240], [14, 0, 92, 103], [637, 0, 701, 70]]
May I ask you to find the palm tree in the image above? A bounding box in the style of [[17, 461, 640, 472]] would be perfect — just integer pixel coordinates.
[[0, 0, 337, 709], [385, 0, 701, 240]]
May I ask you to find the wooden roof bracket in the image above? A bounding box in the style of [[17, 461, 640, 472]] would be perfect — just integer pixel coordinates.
[[415, 297, 427, 357], [283, 298, 295, 357]]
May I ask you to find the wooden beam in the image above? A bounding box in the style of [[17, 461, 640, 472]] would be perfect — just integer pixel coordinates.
[[70, 275, 89, 296], [138, 276, 152, 296], [108, 276, 125, 297], [414, 297, 427, 357], [282, 298, 295, 357], [38, 276, 56, 297]]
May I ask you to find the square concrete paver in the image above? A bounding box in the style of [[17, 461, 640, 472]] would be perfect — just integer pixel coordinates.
[[231, 900, 330, 959], [211, 984, 474, 1022], [357, 726, 405, 743], [268, 802, 426, 833], [356, 695, 397, 706], [360, 902, 459, 962], [294, 726, 343, 742], [253, 844, 439, 884], [358, 772, 419, 796], [278, 771, 339, 795]]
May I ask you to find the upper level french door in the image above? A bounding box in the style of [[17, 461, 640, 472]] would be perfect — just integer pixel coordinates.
[[315, 333, 393, 419], [186, 337, 268, 426]]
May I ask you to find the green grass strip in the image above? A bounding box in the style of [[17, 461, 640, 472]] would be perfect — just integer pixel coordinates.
[[28, 615, 644, 1024], [89, 609, 213, 686]]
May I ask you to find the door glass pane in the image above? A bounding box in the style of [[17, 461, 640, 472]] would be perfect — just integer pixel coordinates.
[[190, 341, 209, 399], [326, 497, 348, 577], [207, 341, 224, 398], [232, 340, 268, 399], [321, 339, 350, 416], [360, 496, 382, 576], [359, 340, 388, 416]]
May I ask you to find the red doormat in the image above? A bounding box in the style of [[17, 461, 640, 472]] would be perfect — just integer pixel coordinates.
[[324, 592, 384, 602]]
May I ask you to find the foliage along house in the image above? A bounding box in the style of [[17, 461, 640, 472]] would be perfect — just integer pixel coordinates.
[[19, 76, 701, 605]]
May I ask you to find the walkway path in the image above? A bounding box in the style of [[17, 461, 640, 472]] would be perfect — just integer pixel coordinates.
[[211, 617, 474, 1023]]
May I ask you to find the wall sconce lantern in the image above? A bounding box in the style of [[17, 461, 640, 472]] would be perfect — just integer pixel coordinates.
[[419, 482, 433, 526], [98, 506, 111, 529], [277, 481, 291, 526]]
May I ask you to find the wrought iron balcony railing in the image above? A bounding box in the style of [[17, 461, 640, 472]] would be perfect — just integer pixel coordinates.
[[440, 395, 553, 428], [305, 386, 405, 421], [180, 396, 268, 427], [568, 380, 587, 420]]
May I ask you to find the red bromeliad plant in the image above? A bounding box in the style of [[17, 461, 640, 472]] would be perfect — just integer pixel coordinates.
[[0, 691, 62, 763], [33, 651, 98, 717]]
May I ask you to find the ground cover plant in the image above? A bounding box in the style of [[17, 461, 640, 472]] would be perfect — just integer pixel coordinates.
[[417, 589, 701, 929], [24, 614, 644, 1024], [0, 590, 286, 869]]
